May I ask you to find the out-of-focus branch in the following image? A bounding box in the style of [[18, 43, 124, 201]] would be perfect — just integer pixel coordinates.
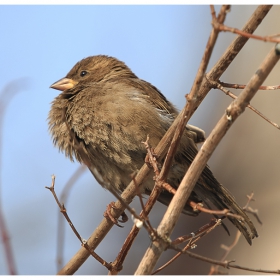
[[0, 78, 30, 275]]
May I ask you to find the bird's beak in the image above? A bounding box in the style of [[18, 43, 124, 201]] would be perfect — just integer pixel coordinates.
[[50, 77, 77, 91]]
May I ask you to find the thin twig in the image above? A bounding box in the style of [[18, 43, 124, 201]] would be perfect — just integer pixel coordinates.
[[0, 78, 30, 275], [212, 16, 280, 43], [158, 178, 245, 221], [176, 246, 280, 274], [188, 201, 244, 221], [243, 193, 263, 225], [152, 219, 222, 275], [209, 192, 262, 275], [45, 175, 113, 271], [172, 219, 221, 246], [209, 231, 241, 275], [220, 81, 280, 90], [211, 80, 280, 130], [56, 165, 86, 271]]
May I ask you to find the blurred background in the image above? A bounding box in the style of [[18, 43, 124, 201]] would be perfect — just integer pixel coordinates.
[[0, 4, 279, 275]]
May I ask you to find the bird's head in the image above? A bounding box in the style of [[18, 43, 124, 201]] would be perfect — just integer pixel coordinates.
[[50, 55, 137, 91]]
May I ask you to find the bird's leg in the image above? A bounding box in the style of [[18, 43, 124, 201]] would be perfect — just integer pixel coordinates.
[[103, 202, 128, 227]]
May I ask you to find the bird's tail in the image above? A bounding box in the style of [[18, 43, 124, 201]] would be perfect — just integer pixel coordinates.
[[195, 172, 258, 245]]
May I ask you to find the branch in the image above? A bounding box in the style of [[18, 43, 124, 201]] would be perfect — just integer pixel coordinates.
[[220, 81, 280, 90], [56, 165, 86, 271], [0, 78, 30, 275], [179, 247, 280, 274], [152, 219, 221, 275], [135, 42, 280, 274], [211, 79, 280, 130], [212, 18, 280, 43], [46, 175, 113, 271]]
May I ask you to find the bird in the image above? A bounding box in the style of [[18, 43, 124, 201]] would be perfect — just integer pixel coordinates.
[[48, 55, 258, 244]]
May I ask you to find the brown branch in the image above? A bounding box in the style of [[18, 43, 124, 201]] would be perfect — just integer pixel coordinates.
[[45, 175, 113, 271], [209, 192, 262, 275], [158, 178, 245, 221], [0, 78, 30, 275], [56, 165, 86, 271], [172, 219, 221, 246], [134, 3, 233, 274], [211, 80, 280, 130], [156, 5, 232, 185], [188, 201, 244, 221], [220, 81, 280, 90], [212, 13, 280, 43], [57, 6, 272, 275], [209, 230, 241, 275], [135, 34, 280, 274], [152, 219, 221, 275], [243, 193, 263, 225], [99, 172, 156, 237], [177, 246, 280, 274], [109, 137, 168, 275], [109, 194, 158, 275]]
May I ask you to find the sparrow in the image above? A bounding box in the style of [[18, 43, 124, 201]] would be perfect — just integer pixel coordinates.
[[48, 55, 258, 244]]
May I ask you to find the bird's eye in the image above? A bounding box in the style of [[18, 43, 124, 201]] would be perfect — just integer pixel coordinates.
[[80, 70, 88, 77]]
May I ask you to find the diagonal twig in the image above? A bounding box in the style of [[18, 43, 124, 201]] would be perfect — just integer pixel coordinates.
[[56, 165, 86, 271], [211, 80, 280, 130], [46, 175, 113, 271]]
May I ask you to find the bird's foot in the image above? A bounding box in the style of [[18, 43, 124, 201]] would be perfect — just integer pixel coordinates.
[[103, 202, 128, 227]]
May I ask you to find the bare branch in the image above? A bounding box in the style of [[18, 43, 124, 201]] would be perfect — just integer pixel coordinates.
[[219, 81, 280, 90], [243, 193, 263, 225], [56, 165, 86, 270], [211, 79, 280, 130], [135, 40, 280, 275], [46, 175, 113, 271], [180, 247, 280, 274], [212, 19, 280, 43], [152, 219, 221, 275], [0, 78, 30, 275]]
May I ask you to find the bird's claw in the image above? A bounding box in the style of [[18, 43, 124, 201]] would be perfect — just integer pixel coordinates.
[[103, 202, 128, 227]]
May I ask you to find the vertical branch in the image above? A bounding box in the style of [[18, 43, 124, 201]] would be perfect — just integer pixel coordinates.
[[0, 78, 30, 275], [159, 5, 231, 181]]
